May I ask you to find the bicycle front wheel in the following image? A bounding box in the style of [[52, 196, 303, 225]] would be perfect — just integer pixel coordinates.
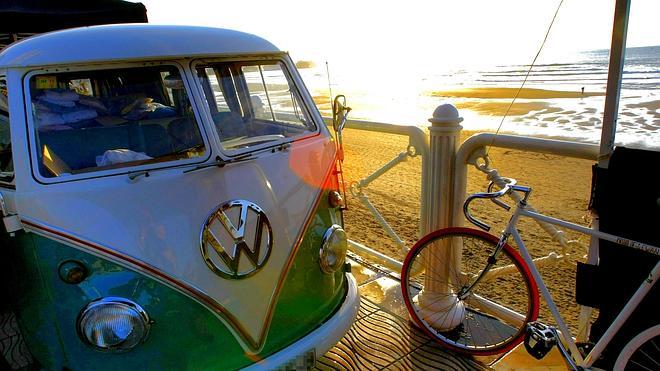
[[401, 227, 539, 356]]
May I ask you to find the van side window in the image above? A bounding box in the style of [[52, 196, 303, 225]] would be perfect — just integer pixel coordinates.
[[28, 66, 206, 178], [0, 78, 13, 183], [196, 61, 316, 153]]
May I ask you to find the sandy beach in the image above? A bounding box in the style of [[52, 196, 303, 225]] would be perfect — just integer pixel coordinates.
[[340, 126, 594, 332], [308, 51, 658, 331], [302, 44, 659, 149]]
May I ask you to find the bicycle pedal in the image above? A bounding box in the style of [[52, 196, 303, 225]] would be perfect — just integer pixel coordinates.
[[524, 322, 557, 360]]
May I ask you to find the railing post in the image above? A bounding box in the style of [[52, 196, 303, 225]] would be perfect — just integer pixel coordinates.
[[414, 104, 465, 330], [425, 104, 463, 233]]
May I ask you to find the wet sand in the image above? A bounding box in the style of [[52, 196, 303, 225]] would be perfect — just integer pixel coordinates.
[[430, 87, 605, 99], [455, 101, 559, 116], [428, 88, 605, 132], [341, 127, 594, 331], [313, 87, 659, 147]]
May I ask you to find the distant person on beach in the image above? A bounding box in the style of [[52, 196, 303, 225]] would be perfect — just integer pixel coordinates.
[[581, 87, 585, 95], [251, 95, 266, 118]]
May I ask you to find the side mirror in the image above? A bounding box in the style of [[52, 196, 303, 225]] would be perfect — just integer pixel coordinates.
[[331, 95, 351, 162], [332, 95, 351, 133]]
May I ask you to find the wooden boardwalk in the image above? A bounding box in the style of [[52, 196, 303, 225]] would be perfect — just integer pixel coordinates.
[[316, 298, 485, 370], [316, 255, 489, 370]]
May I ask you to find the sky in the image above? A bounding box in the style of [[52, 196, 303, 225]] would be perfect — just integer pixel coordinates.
[[132, 0, 660, 69]]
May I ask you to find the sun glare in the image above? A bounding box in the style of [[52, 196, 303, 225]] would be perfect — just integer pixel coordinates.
[[137, 0, 658, 66], [134, 0, 660, 148]]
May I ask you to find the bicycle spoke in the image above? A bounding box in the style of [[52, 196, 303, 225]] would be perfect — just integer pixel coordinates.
[[401, 228, 539, 356], [629, 360, 655, 371], [632, 346, 660, 370], [640, 348, 660, 367]]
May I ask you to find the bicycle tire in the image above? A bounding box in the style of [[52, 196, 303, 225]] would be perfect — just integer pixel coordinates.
[[401, 227, 540, 356], [613, 324, 660, 370]]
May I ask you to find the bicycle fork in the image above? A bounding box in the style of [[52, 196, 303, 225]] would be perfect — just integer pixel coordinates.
[[457, 232, 511, 300]]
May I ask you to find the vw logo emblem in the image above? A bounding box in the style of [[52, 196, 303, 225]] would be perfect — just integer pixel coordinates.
[[201, 200, 273, 279]]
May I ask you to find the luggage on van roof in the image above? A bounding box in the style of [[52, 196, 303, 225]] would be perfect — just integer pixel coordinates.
[[0, 0, 147, 49]]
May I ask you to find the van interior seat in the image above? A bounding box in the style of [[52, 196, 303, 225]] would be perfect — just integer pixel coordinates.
[[38, 122, 174, 172]]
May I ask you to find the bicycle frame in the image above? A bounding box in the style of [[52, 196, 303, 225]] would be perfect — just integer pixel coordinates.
[[500, 202, 659, 369]]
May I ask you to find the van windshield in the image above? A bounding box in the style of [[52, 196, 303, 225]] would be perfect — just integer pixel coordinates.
[[29, 65, 205, 178], [196, 60, 317, 152]]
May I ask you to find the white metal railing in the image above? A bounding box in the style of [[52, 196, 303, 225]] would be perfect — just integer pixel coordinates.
[[333, 112, 601, 271], [335, 106, 602, 340], [323, 117, 429, 271], [453, 132, 600, 229], [452, 132, 600, 340], [454, 134, 599, 265], [351, 149, 417, 253]]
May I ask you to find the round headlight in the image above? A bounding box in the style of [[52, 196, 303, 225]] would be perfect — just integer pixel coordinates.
[[77, 297, 150, 352], [320, 225, 348, 273]]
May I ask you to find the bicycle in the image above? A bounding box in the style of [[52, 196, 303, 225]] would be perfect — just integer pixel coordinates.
[[401, 177, 659, 370]]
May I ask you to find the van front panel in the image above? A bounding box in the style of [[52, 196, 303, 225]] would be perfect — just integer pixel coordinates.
[[4, 192, 346, 370], [15, 131, 339, 351], [4, 50, 350, 367]]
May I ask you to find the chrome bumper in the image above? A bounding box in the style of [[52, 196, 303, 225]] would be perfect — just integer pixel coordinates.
[[243, 273, 360, 370]]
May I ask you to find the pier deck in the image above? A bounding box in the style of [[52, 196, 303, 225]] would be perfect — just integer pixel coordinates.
[[316, 254, 489, 370]]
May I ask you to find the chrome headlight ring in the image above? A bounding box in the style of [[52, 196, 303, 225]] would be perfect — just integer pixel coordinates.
[[77, 297, 151, 353], [319, 224, 348, 274]]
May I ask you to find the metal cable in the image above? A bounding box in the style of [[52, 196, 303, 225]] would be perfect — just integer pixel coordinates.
[[486, 0, 566, 158]]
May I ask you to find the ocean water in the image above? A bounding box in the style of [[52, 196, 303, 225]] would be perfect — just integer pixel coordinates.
[[299, 45, 659, 149]]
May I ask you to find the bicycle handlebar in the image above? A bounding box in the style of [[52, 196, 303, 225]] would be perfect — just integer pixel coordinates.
[[463, 177, 532, 231]]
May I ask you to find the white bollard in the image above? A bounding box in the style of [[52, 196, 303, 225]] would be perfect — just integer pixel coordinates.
[[414, 104, 464, 330], [424, 103, 463, 233]]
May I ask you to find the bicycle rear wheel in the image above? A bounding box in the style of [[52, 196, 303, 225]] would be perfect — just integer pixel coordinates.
[[613, 324, 660, 370], [401, 227, 539, 356]]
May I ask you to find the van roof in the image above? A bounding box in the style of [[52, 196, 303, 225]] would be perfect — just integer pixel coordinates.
[[0, 24, 280, 68]]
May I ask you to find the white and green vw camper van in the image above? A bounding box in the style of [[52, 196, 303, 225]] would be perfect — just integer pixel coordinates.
[[0, 24, 358, 370]]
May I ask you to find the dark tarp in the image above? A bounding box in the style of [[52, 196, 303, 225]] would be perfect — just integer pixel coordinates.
[[579, 146, 660, 368], [0, 0, 147, 33], [1, 0, 147, 48]]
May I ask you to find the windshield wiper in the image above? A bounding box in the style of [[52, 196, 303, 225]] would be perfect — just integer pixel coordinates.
[[175, 143, 205, 155], [182, 139, 291, 175], [127, 152, 253, 181], [183, 153, 253, 174]]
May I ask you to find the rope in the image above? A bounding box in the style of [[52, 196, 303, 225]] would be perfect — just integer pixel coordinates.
[[485, 0, 566, 158]]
